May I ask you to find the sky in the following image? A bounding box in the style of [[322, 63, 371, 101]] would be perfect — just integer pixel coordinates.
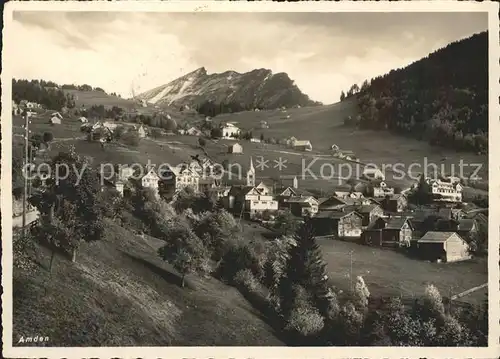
[[11, 11, 487, 104]]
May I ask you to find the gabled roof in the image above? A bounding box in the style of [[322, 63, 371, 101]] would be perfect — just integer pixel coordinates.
[[293, 140, 312, 147], [385, 217, 413, 230], [356, 204, 381, 214], [315, 210, 362, 220], [418, 231, 464, 243], [287, 196, 318, 205], [319, 196, 347, 207]]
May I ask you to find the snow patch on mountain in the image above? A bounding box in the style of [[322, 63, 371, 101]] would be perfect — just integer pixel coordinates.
[[166, 77, 195, 105], [148, 85, 173, 104]]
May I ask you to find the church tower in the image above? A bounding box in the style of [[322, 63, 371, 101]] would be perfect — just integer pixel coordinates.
[[246, 157, 256, 187]]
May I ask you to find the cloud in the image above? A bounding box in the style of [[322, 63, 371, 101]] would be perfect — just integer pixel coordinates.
[[11, 11, 487, 104]]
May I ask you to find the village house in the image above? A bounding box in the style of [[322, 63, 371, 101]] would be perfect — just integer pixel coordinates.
[[223, 158, 278, 218], [186, 126, 202, 137], [287, 196, 319, 217], [381, 194, 408, 213], [49, 116, 62, 125], [160, 163, 200, 193], [356, 204, 384, 227], [225, 185, 278, 219], [79, 116, 88, 123], [222, 123, 241, 139], [417, 231, 471, 262], [256, 181, 273, 196], [426, 177, 463, 203], [250, 138, 261, 143], [293, 140, 313, 152], [362, 167, 385, 181], [362, 217, 414, 248], [435, 218, 478, 240], [437, 207, 465, 221], [228, 143, 243, 154], [103, 121, 119, 131], [311, 210, 363, 238], [139, 167, 160, 198], [318, 196, 364, 211], [372, 181, 395, 198], [334, 191, 365, 200]]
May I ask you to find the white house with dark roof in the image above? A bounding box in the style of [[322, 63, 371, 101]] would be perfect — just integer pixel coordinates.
[[160, 163, 200, 193], [222, 123, 241, 139], [293, 140, 312, 152], [426, 177, 463, 203]]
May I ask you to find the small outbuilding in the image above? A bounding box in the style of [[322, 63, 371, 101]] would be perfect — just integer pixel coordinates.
[[417, 231, 471, 263], [228, 143, 243, 154]]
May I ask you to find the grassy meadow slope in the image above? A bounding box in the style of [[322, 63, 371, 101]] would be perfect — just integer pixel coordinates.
[[213, 98, 488, 187], [13, 219, 284, 346]]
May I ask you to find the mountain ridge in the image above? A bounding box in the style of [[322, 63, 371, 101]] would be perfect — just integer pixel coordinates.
[[136, 67, 321, 114]]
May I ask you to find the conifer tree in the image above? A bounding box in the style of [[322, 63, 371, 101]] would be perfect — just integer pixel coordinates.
[[279, 220, 330, 319]]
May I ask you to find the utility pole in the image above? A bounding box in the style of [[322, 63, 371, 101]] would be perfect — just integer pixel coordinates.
[[21, 111, 31, 238], [349, 250, 354, 293]]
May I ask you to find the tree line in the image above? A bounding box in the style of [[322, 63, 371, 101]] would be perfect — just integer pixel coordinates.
[[340, 32, 488, 154], [13, 79, 75, 111]]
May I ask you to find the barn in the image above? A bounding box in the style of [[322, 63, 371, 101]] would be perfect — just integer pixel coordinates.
[[417, 231, 471, 263]]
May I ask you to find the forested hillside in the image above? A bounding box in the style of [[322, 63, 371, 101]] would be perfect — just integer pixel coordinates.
[[342, 32, 488, 154]]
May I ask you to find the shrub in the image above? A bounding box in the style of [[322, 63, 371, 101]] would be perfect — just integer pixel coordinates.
[[285, 305, 325, 337], [234, 269, 260, 292]]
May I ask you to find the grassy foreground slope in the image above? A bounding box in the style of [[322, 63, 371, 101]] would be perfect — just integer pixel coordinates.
[[13, 219, 284, 346]]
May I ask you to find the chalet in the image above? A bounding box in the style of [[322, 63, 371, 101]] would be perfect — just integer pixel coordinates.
[[363, 217, 413, 248], [417, 232, 471, 262], [287, 196, 319, 217], [293, 140, 313, 152], [318, 196, 349, 211], [160, 164, 200, 193], [51, 112, 63, 120], [250, 138, 261, 143], [381, 194, 408, 213], [426, 177, 463, 203], [435, 218, 478, 239], [373, 181, 395, 198], [79, 116, 88, 123], [186, 126, 202, 137], [225, 185, 278, 219], [228, 143, 243, 154], [311, 210, 363, 238], [103, 121, 119, 131], [362, 167, 385, 181], [275, 185, 313, 209], [222, 123, 241, 139], [331, 144, 340, 151], [141, 167, 160, 197], [49, 116, 61, 125], [256, 181, 272, 196], [334, 191, 365, 200], [356, 204, 384, 227]]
